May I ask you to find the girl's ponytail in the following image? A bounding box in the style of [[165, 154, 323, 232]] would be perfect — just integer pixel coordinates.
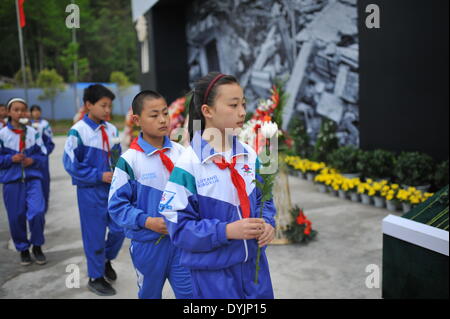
[[187, 72, 238, 142], [188, 89, 201, 142]]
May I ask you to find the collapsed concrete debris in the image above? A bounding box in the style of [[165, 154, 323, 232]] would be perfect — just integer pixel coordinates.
[[186, 0, 360, 146]]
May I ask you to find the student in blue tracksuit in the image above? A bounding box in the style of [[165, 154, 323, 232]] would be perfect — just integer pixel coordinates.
[[0, 98, 47, 266], [108, 90, 192, 299], [159, 72, 277, 299], [63, 84, 125, 296], [30, 105, 55, 213]]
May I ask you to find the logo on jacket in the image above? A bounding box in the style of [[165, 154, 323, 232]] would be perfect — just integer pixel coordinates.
[[241, 164, 253, 175], [159, 190, 176, 212], [197, 175, 219, 188]]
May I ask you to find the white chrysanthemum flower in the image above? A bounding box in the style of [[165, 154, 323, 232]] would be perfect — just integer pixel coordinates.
[[111, 137, 121, 145], [261, 121, 278, 138], [19, 118, 29, 125]]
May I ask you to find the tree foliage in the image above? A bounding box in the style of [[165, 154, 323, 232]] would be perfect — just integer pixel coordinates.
[[36, 69, 65, 119], [0, 0, 138, 83]]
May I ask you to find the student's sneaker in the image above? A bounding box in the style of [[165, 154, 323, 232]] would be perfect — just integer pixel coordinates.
[[20, 250, 33, 266], [104, 260, 117, 282], [88, 277, 116, 296], [32, 246, 47, 265]]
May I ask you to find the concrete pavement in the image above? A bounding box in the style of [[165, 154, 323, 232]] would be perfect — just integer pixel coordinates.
[[0, 136, 398, 298]]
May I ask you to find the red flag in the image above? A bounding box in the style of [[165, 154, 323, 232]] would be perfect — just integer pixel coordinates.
[[18, 0, 26, 28]]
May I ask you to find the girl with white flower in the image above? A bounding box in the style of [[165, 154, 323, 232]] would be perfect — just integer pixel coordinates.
[[159, 72, 276, 299], [0, 98, 48, 266]]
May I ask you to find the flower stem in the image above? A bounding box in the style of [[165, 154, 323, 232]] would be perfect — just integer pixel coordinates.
[[254, 203, 264, 284], [155, 234, 165, 245]]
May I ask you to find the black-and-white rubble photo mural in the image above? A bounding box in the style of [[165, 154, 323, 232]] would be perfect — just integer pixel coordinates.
[[186, 0, 359, 146]]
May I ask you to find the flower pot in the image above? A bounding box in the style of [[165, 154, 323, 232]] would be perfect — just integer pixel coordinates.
[[349, 192, 360, 202], [288, 168, 296, 176], [327, 186, 337, 196], [338, 190, 347, 200], [317, 184, 327, 193], [386, 200, 398, 212], [299, 172, 306, 179], [401, 202, 412, 213], [361, 194, 372, 205], [373, 196, 386, 208], [402, 184, 431, 192], [342, 173, 361, 179], [306, 172, 315, 182]]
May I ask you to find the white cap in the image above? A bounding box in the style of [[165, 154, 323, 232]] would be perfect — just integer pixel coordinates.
[[7, 98, 27, 108]]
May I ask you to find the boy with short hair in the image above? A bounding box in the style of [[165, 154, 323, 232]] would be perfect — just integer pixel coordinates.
[[63, 84, 125, 296], [108, 90, 192, 299]]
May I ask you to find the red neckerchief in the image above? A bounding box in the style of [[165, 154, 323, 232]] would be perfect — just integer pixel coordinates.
[[213, 155, 250, 218], [11, 128, 26, 152], [99, 125, 111, 159], [129, 137, 174, 173]]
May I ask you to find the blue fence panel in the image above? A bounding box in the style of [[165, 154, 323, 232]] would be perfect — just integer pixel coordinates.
[[0, 84, 141, 120]]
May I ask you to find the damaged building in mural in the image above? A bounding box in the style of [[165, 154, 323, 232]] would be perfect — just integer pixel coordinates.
[[185, 0, 359, 146], [132, 0, 360, 147]]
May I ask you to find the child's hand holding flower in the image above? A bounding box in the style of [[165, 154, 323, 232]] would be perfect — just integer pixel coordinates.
[[12, 153, 25, 163], [226, 218, 265, 240], [102, 171, 113, 183], [21, 157, 34, 167], [257, 222, 275, 248], [145, 217, 168, 235]]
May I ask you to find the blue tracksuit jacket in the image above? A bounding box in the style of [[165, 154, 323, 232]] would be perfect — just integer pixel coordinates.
[[31, 118, 55, 212], [0, 122, 47, 251], [63, 114, 125, 279], [159, 132, 276, 299], [108, 133, 192, 299]]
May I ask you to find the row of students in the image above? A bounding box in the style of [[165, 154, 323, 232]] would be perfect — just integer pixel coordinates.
[[2, 73, 276, 299], [107, 72, 276, 299], [0, 99, 54, 265]]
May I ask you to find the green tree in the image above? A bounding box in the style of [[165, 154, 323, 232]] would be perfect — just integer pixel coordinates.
[[78, 0, 138, 82], [14, 66, 34, 88], [110, 71, 132, 114], [59, 42, 90, 82], [36, 69, 65, 120], [0, 0, 138, 83]]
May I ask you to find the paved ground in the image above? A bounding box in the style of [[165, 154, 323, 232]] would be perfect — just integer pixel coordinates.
[[0, 136, 401, 299]]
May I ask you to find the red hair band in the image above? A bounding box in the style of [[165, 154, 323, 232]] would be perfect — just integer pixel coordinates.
[[203, 73, 226, 105]]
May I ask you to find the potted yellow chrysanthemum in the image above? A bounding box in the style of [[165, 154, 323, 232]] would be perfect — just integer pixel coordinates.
[[347, 178, 361, 202], [338, 176, 359, 200], [396, 187, 425, 213], [385, 184, 400, 211], [314, 168, 330, 193], [373, 180, 389, 208], [306, 161, 325, 182], [358, 182, 373, 205]]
